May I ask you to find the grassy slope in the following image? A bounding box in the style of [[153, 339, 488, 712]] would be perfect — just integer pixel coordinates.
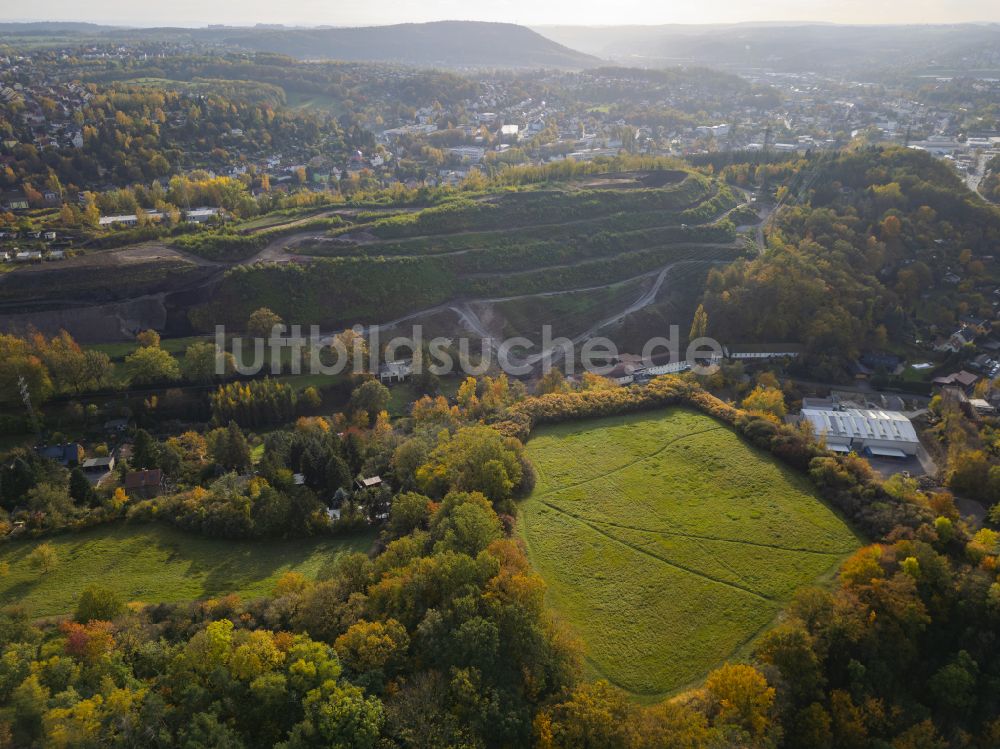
[[517, 409, 859, 699], [488, 279, 645, 340], [0, 523, 375, 618]]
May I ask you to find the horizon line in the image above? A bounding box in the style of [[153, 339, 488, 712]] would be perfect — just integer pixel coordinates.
[[2, 18, 1000, 30]]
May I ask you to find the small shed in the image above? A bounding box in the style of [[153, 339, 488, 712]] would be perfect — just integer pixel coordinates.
[[355, 476, 383, 491]]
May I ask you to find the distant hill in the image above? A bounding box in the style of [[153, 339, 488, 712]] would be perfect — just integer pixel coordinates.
[[535, 23, 1000, 75], [196, 21, 601, 68], [0, 21, 600, 69], [0, 21, 108, 34]]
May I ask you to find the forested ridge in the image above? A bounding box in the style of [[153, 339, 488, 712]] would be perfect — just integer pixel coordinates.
[[704, 147, 1000, 379]]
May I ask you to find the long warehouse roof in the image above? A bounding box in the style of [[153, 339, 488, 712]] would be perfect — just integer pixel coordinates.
[[801, 408, 919, 444]]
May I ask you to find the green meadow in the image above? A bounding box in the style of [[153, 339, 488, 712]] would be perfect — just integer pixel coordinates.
[[518, 409, 859, 698], [0, 523, 375, 618]]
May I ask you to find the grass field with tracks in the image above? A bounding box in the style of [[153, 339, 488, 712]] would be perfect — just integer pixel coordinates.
[[517, 409, 860, 698], [0, 524, 375, 618]]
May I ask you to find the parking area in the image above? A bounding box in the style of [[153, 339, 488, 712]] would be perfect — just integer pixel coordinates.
[[863, 454, 925, 480]]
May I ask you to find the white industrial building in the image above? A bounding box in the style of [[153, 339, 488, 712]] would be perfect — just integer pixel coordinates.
[[800, 407, 920, 458], [724, 343, 803, 360], [378, 359, 413, 383], [184, 207, 224, 223], [98, 211, 164, 226]]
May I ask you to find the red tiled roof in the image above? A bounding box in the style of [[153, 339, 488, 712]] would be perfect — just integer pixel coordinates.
[[123, 469, 162, 489]]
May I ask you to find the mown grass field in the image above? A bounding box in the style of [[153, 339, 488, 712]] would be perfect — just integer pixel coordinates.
[[0, 523, 375, 618], [517, 409, 860, 698]]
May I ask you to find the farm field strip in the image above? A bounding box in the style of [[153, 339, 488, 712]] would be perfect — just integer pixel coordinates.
[[518, 409, 860, 697]]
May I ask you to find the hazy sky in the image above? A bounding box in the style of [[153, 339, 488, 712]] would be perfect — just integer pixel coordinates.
[[3, 0, 1000, 27]]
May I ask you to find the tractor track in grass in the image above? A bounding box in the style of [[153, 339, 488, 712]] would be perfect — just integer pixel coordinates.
[[541, 503, 854, 557], [533, 411, 857, 545], [527, 424, 778, 600], [533, 421, 855, 558], [519, 410, 860, 697], [543, 500, 773, 601], [536, 424, 728, 498]]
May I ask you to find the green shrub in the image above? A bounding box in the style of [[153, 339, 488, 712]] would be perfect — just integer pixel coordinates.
[[74, 584, 126, 623]]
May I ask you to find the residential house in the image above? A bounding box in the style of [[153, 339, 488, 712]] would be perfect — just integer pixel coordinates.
[[606, 362, 637, 386], [859, 352, 903, 374], [82, 456, 115, 474], [123, 469, 164, 499], [960, 316, 991, 335], [498, 124, 520, 143], [36, 443, 84, 467], [932, 370, 980, 392], [1, 194, 28, 211], [696, 124, 730, 138], [448, 146, 486, 162], [969, 398, 997, 416], [936, 326, 978, 353], [81, 456, 115, 483]]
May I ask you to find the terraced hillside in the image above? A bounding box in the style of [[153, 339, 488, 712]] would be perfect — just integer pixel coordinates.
[[1, 168, 754, 348], [518, 409, 860, 698], [190, 170, 752, 350]]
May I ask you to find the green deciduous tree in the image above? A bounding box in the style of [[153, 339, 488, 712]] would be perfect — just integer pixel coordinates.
[[689, 303, 709, 340], [349, 380, 390, 426], [248, 307, 283, 338], [125, 346, 181, 385], [74, 584, 125, 624], [135, 329, 161, 349], [282, 680, 384, 749], [27, 542, 58, 573], [416, 426, 524, 509], [704, 663, 775, 741], [68, 468, 96, 507], [741, 385, 786, 420], [183, 341, 235, 382], [429, 492, 503, 556]]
